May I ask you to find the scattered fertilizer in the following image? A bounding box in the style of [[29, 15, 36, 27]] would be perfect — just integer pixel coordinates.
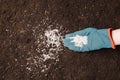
[[27, 27, 63, 73], [26, 12, 68, 75]]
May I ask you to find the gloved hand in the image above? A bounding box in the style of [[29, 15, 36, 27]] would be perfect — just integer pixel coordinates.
[[63, 27, 115, 52]]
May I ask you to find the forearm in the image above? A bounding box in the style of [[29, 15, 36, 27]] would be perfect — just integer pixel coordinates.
[[112, 29, 120, 45]]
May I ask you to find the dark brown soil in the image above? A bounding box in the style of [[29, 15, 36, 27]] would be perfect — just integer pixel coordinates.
[[0, 0, 120, 80]]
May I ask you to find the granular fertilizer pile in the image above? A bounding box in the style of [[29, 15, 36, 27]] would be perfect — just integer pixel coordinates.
[[26, 13, 68, 76], [45, 29, 62, 48]]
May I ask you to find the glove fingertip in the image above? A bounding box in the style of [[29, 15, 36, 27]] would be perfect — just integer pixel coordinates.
[[65, 34, 71, 37], [62, 39, 70, 47]]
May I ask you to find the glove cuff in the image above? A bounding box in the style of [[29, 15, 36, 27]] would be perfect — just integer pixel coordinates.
[[108, 28, 116, 49]]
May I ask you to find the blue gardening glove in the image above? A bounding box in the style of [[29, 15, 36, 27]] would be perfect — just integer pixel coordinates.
[[63, 27, 115, 52]]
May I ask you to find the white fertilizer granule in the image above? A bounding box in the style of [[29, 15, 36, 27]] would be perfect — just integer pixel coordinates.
[[70, 35, 88, 48]]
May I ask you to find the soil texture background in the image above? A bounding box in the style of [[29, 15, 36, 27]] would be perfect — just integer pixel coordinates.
[[0, 0, 120, 80]]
